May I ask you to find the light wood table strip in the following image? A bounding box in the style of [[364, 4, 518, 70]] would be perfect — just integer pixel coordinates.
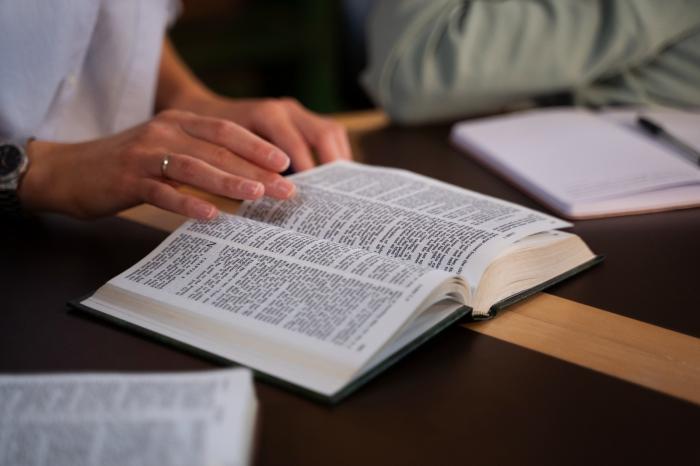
[[465, 294, 700, 405], [118, 110, 700, 406]]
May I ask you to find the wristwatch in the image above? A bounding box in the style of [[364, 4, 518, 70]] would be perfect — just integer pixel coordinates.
[[0, 139, 31, 216]]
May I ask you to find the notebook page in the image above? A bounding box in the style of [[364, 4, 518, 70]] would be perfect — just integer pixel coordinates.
[[451, 108, 700, 215], [600, 107, 700, 153]]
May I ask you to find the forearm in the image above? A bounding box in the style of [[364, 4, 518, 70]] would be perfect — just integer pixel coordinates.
[[19, 140, 71, 215], [18, 137, 140, 218], [155, 38, 216, 113], [362, 0, 700, 124]]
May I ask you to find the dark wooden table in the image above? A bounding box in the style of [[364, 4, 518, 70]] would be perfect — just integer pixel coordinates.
[[3, 123, 699, 465]]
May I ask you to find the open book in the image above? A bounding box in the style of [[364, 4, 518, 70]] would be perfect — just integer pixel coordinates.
[[451, 108, 700, 219], [0, 369, 257, 466], [76, 162, 599, 402]]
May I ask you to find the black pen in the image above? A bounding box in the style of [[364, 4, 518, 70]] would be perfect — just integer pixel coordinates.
[[637, 116, 700, 167]]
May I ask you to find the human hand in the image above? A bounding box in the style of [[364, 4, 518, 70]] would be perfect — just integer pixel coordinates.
[[178, 95, 352, 171], [19, 109, 297, 220]]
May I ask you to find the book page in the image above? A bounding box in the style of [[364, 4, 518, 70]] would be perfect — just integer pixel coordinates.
[[0, 369, 256, 466], [239, 161, 569, 286], [107, 215, 453, 371]]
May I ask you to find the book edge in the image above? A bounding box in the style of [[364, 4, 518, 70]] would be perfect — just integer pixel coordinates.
[[469, 255, 605, 321], [327, 305, 471, 403], [69, 296, 334, 403], [68, 296, 470, 405]]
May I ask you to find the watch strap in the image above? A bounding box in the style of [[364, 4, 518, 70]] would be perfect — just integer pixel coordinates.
[[0, 188, 23, 216], [0, 138, 32, 217]]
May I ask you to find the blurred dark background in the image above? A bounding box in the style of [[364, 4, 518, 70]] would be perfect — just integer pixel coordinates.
[[170, 0, 373, 114]]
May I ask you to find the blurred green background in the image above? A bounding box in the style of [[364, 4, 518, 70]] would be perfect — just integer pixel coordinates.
[[170, 0, 372, 114]]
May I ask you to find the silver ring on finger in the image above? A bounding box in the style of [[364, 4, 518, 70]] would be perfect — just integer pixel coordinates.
[[161, 154, 171, 179]]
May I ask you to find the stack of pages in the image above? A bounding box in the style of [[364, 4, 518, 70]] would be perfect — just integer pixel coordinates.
[[0, 369, 257, 466]]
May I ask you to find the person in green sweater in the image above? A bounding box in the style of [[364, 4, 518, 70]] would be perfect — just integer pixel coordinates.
[[361, 0, 700, 124]]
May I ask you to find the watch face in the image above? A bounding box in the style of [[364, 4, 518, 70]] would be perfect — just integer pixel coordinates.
[[0, 145, 23, 176]]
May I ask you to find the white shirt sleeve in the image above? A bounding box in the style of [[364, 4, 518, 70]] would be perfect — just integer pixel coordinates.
[[0, 0, 179, 143], [0, 1, 99, 140]]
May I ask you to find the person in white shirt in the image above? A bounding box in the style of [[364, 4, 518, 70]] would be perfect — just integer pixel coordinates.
[[0, 1, 351, 220]]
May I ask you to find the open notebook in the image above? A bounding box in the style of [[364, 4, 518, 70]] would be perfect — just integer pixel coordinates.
[[450, 108, 700, 219]]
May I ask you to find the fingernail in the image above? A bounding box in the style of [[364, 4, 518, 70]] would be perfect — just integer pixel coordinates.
[[268, 150, 290, 171], [268, 178, 295, 198], [195, 204, 217, 219], [241, 180, 264, 198]]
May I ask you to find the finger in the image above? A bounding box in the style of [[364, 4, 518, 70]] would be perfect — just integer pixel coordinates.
[[165, 137, 296, 199], [252, 109, 316, 171], [158, 153, 264, 201], [163, 179, 181, 189], [315, 132, 344, 164], [139, 178, 218, 220], [286, 103, 352, 162], [316, 117, 351, 161], [336, 126, 353, 160], [174, 112, 291, 172]]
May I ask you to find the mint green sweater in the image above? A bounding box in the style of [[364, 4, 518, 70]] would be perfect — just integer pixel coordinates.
[[362, 0, 700, 124]]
